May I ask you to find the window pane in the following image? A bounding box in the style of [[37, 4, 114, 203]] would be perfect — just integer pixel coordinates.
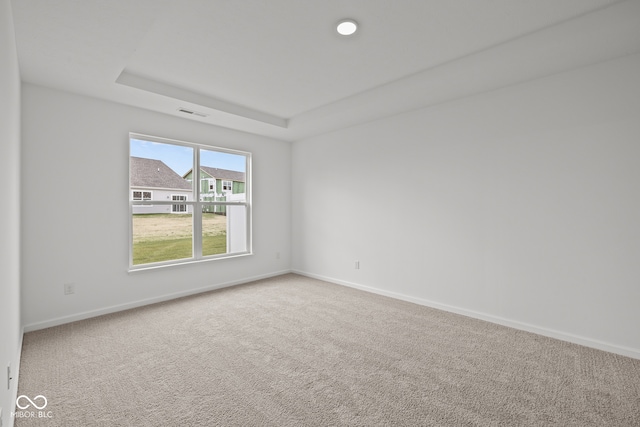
[[131, 138, 194, 266], [132, 211, 193, 265], [201, 205, 247, 257], [202, 207, 227, 257], [199, 148, 246, 201]]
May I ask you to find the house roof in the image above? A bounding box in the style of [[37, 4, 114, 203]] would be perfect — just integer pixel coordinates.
[[130, 157, 192, 190], [198, 166, 246, 183]]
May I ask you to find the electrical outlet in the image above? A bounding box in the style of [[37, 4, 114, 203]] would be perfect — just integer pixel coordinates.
[[64, 283, 75, 295], [276, 252, 280, 260], [355, 261, 360, 269]]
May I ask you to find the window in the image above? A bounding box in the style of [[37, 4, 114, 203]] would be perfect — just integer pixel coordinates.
[[171, 195, 187, 213], [132, 191, 152, 201], [129, 133, 251, 269]]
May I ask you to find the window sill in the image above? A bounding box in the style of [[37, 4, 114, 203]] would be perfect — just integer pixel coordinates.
[[128, 251, 253, 274]]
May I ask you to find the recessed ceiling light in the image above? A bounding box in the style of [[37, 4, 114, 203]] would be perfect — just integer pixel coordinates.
[[336, 19, 358, 36]]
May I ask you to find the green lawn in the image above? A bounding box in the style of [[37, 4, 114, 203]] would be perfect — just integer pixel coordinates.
[[133, 234, 227, 265], [202, 233, 228, 257], [132, 213, 228, 265]]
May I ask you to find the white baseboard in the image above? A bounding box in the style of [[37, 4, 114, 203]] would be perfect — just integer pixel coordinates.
[[292, 270, 640, 360], [23, 270, 292, 333]]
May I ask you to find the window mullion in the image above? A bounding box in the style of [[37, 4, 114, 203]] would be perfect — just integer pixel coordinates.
[[193, 148, 202, 259]]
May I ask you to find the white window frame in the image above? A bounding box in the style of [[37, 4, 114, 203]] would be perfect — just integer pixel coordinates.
[[129, 133, 252, 271], [222, 180, 232, 191]]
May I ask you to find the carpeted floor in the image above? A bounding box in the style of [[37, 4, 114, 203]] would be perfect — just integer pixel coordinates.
[[16, 274, 640, 426]]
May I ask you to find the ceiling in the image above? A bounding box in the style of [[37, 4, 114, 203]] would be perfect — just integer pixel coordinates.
[[10, 0, 640, 141]]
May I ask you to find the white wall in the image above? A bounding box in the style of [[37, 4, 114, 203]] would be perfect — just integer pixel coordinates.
[[0, 0, 22, 424], [21, 84, 291, 329], [292, 53, 640, 358]]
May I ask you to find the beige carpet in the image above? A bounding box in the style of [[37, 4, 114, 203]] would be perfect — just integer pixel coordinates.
[[16, 274, 640, 426]]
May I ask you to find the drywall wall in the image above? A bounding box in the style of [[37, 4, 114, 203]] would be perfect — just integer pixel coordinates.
[[21, 84, 291, 329], [292, 53, 640, 358], [0, 0, 22, 424]]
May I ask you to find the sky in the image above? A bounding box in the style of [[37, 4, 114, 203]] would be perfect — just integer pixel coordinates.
[[130, 138, 246, 176]]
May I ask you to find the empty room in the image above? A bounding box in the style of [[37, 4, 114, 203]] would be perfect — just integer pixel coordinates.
[[2, 1, 640, 426]]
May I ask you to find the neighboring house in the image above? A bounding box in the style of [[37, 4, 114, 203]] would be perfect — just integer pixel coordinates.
[[183, 166, 246, 214], [130, 156, 192, 214]]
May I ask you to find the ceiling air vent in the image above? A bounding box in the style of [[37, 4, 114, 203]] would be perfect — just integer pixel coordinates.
[[177, 108, 208, 118]]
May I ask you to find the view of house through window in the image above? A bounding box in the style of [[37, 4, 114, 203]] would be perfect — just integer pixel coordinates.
[[129, 134, 250, 268]]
